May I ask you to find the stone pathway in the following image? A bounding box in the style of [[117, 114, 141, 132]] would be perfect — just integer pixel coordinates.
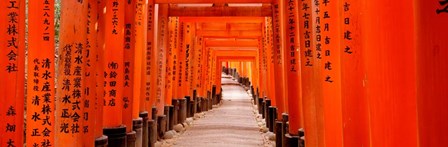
[[173, 76, 264, 147]]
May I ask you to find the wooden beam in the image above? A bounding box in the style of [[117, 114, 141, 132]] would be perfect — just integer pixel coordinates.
[[169, 5, 272, 16], [218, 56, 256, 62], [197, 30, 262, 37], [205, 39, 259, 47], [198, 23, 261, 31], [180, 17, 265, 23], [212, 50, 258, 57], [156, 0, 272, 3]]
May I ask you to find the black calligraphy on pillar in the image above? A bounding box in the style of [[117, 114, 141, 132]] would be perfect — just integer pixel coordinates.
[[5, 0, 20, 73], [437, 0, 448, 14], [178, 23, 184, 87], [343, 1, 352, 54], [106, 61, 118, 106], [111, 0, 119, 34], [59, 43, 83, 134], [314, 0, 322, 60], [323, 0, 334, 83], [273, 3, 282, 65], [302, 0, 313, 67], [287, 0, 297, 72]]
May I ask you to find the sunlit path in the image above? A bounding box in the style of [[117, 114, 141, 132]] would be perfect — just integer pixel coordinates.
[[174, 76, 264, 147]]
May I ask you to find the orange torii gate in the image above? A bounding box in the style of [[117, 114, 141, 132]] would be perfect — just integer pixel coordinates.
[[3, 1, 448, 147]]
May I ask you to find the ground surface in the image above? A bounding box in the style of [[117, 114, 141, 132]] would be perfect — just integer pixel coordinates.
[[173, 75, 265, 147]]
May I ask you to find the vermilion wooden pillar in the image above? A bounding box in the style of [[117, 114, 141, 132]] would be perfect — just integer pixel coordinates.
[[170, 17, 180, 100], [264, 18, 276, 105], [201, 47, 210, 97], [298, 0, 319, 146], [165, 17, 176, 105], [192, 37, 204, 97], [26, 0, 55, 146], [362, 0, 417, 146], [415, 1, 448, 146], [134, 0, 147, 119], [176, 22, 186, 99], [282, 0, 302, 135], [311, 1, 325, 146], [320, 0, 343, 146], [271, 0, 286, 119], [83, 0, 98, 145], [0, 0, 25, 146], [154, 4, 169, 115], [123, 0, 136, 139], [256, 38, 266, 97], [95, 0, 107, 143], [183, 22, 194, 99], [55, 0, 87, 146], [103, 0, 125, 127], [146, 0, 155, 113], [339, 0, 370, 147]]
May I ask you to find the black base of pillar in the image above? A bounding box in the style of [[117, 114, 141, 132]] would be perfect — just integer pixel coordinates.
[[275, 121, 283, 147], [148, 120, 157, 147], [126, 131, 136, 147], [133, 118, 143, 147], [164, 106, 170, 132], [212, 86, 217, 105], [185, 96, 192, 118], [285, 134, 300, 147], [168, 105, 175, 130], [261, 99, 266, 119], [193, 90, 198, 115], [178, 98, 187, 124], [95, 135, 108, 147], [264, 99, 272, 128], [103, 125, 127, 147], [203, 97, 207, 111], [268, 106, 277, 132], [282, 113, 289, 147], [172, 99, 179, 125], [139, 112, 149, 147], [157, 115, 167, 140], [151, 107, 157, 120], [258, 97, 263, 115]]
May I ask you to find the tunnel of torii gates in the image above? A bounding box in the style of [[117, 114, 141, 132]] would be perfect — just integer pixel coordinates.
[[0, 0, 447, 147]]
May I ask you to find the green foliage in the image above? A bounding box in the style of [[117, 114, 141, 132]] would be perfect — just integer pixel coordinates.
[[55, 0, 61, 43]]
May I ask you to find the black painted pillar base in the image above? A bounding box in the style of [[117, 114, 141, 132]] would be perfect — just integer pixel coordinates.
[[212, 86, 217, 105], [172, 99, 179, 125], [164, 106, 170, 132], [103, 125, 127, 147], [207, 91, 212, 110], [258, 97, 263, 115], [275, 121, 283, 147], [282, 113, 289, 147], [151, 107, 158, 121], [139, 112, 149, 147], [95, 135, 108, 147], [178, 98, 187, 124], [157, 115, 167, 140], [185, 96, 192, 118], [193, 90, 198, 115], [168, 105, 175, 130], [133, 118, 143, 147], [285, 134, 300, 147], [268, 106, 277, 132], [264, 99, 271, 128], [126, 131, 136, 147], [148, 120, 156, 147]]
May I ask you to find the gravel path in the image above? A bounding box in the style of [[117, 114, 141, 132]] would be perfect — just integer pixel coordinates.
[[173, 76, 264, 147]]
